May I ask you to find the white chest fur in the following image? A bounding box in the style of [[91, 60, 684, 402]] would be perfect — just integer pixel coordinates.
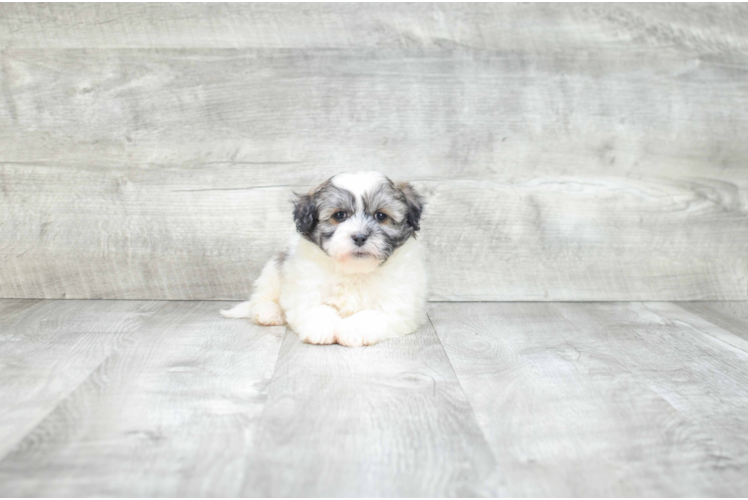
[[323, 273, 378, 318], [281, 235, 425, 321]]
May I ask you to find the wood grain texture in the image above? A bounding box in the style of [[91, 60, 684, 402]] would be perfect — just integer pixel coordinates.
[[680, 300, 748, 323], [2, 48, 748, 181], [2, 163, 746, 301], [429, 301, 748, 496], [0, 47, 748, 300], [672, 301, 748, 342], [1, 3, 747, 51], [1, 299, 748, 495], [241, 319, 498, 497], [0, 299, 164, 459], [1, 4, 747, 301], [421, 178, 747, 301], [0, 301, 284, 497]]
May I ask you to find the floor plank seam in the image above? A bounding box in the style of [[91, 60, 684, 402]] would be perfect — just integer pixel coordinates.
[[0, 301, 173, 464], [247, 326, 289, 419], [425, 312, 502, 470], [4, 300, 748, 495], [0, 344, 122, 464], [237, 325, 289, 464], [646, 303, 748, 356]]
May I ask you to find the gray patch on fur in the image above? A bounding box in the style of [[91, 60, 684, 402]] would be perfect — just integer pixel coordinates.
[[362, 178, 424, 257], [274, 250, 288, 267]]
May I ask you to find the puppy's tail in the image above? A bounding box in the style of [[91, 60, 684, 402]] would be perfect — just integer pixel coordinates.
[[220, 301, 253, 319]]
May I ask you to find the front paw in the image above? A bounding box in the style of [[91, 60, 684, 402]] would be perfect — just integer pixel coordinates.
[[336, 311, 389, 347], [295, 305, 340, 345]]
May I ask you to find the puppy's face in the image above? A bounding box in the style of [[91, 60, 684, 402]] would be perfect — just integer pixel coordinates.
[[293, 172, 423, 273]]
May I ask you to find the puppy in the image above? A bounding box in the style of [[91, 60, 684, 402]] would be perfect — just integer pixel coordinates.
[[220, 171, 427, 347]]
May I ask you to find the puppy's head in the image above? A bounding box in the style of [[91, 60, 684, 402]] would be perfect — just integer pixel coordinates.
[[293, 172, 423, 274]]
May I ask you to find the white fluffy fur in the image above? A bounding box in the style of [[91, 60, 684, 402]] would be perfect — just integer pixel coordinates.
[[221, 172, 427, 347]]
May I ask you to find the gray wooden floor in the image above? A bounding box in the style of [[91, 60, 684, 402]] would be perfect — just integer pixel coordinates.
[[0, 299, 747, 497]]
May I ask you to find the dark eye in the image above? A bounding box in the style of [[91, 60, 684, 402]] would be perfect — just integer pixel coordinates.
[[332, 211, 347, 222], [374, 211, 387, 222]]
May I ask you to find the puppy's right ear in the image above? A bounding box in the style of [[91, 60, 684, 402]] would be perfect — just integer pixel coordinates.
[[293, 192, 318, 237]]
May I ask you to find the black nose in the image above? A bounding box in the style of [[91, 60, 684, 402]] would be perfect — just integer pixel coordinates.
[[352, 233, 368, 247]]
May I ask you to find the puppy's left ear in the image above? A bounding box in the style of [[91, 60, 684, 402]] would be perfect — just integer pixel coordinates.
[[397, 182, 424, 232]]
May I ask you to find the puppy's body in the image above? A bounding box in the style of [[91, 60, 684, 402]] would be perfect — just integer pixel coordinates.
[[221, 172, 427, 347]]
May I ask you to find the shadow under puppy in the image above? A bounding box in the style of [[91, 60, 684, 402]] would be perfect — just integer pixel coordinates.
[[221, 172, 427, 347]]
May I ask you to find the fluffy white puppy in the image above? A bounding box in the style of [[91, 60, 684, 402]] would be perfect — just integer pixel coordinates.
[[220, 172, 427, 347]]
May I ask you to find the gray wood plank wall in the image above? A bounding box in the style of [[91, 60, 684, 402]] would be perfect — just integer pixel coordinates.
[[1, 3, 747, 301]]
